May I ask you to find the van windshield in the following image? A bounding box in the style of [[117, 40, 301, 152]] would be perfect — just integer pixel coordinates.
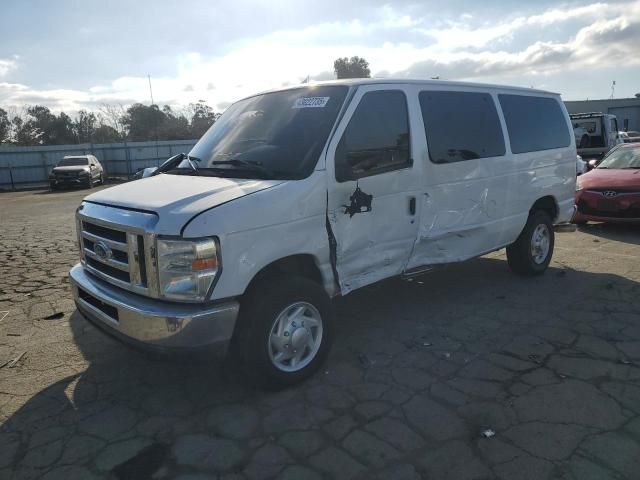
[[185, 86, 349, 179], [58, 158, 89, 166]]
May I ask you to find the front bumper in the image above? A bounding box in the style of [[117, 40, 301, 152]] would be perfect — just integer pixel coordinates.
[[69, 263, 239, 355], [575, 191, 640, 223], [51, 176, 89, 187]]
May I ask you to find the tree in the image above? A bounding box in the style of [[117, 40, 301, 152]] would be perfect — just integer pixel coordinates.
[[159, 105, 191, 140], [122, 103, 166, 142], [12, 106, 76, 145], [0, 108, 9, 144], [186, 101, 218, 138], [92, 124, 121, 144], [333, 56, 371, 79], [97, 103, 127, 139], [74, 110, 97, 144], [1, 100, 218, 145], [10, 108, 34, 146]]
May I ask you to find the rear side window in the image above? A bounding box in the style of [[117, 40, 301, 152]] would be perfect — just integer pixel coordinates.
[[335, 90, 411, 181], [499, 94, 571, 153], [419, 91, 505, 164]]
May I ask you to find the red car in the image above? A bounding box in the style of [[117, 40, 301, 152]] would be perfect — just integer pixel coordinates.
[[574, 143, 640, 223]]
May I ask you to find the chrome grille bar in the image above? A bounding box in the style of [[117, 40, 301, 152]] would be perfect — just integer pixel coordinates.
[[127, 233, 142, 286], [76, 202, 159, 298], [81, 230, 128, 252], [83, 248, 129, 272]]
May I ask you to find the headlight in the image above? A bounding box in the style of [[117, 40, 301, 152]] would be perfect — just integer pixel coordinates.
[[156, 238, 220, 301], [79, 170, 90, 176], [576, 178, 583, 192]]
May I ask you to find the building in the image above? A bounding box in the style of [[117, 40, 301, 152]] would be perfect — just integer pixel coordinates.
[[564, 96, 640, 132]]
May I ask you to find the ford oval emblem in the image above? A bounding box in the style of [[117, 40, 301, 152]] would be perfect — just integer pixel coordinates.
[[94, 241, 113, 260], [602, 190, 617, 198]]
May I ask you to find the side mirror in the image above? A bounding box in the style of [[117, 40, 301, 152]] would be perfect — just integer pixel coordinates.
[[142, 167, 158, 178], [587, 159, 598, 170]]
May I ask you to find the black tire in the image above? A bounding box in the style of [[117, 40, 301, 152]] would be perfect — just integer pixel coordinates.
[[49, 183, 57, 191], [579, 135, 590, 149], [234, 274, 333, 389], [99, 173, 104, 185], [86, 177, 94, 189], [506, 210, 555, 276]]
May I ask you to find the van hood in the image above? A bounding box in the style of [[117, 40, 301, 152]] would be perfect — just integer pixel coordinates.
[[84, 173, 284, 233]]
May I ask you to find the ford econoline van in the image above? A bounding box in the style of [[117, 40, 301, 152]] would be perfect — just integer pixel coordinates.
[[69, 79, 576, 387]]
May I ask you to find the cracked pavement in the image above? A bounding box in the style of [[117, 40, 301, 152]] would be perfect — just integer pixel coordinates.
[[1, 188, 640, 479]]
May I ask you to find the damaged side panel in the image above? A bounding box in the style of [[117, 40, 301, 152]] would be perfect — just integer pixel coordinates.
[[327, 176, 420, 294]]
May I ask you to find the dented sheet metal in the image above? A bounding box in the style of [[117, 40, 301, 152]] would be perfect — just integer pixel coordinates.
[[328, 178, 420, 294]]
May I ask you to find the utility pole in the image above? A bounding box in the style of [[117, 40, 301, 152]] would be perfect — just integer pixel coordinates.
[[148, 74, 155, 105], [148, 74, 160, 165], [610, 80, 616, 100]]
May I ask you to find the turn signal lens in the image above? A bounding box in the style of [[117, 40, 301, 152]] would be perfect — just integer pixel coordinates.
[[191, 258, 217, 271]]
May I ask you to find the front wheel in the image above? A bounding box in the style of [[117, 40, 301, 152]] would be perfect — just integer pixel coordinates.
[[235, 275, 333, 389], [506, 210, 555, 276]]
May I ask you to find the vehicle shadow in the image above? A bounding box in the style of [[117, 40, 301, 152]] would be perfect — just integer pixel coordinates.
[[2, 257, 640, 479], [577, 222, 640, 246]]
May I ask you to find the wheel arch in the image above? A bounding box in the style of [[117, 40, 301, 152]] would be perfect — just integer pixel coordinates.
[[243, 254, 329, 297], [530, 195, 559, 222]]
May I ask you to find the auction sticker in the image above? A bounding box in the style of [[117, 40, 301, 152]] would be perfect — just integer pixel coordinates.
[[293, 97, 330, 108]]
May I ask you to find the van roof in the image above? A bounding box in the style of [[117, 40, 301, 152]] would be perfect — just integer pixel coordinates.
[[253, 78, 559, 97]]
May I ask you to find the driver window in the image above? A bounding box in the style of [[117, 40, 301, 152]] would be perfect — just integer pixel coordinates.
[[335, 90, 411, 182]]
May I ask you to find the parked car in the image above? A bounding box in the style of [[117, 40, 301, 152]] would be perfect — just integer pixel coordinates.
[[49, 155, 104, 190], [570, 112, 622, 157], [69, 79, 576, 388], [619, 131, 640, 143], [574, 142, 640, 224]]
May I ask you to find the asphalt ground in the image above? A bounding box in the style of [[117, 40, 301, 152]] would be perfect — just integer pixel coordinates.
[[1, 186, 640, 479]]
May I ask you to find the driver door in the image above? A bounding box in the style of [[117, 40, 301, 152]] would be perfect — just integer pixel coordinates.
[[326, 85, 421, 294]]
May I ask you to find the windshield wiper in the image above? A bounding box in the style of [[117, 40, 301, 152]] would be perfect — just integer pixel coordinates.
[[153, 153, 202, 175], [210, 159, 275, 177]]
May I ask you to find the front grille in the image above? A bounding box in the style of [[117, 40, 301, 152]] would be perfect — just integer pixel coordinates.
[[80, 219, 149, 293], [86, 257, 130, 282], [78, 287, 119, 321], [83, 222, 127, 243]]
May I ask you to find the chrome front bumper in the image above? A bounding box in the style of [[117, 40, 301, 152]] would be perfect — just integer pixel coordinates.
[[69, 263, 239, 355]]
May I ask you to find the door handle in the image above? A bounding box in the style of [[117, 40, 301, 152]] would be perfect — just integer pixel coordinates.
[[408, 196, 416, 215]]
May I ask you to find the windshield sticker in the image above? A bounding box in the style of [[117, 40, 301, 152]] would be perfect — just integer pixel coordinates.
[[293, 97, 330, 109]]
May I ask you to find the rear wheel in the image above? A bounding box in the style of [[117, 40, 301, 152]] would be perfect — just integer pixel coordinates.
[[235, 275, 332, 389], [507, 210, 555, 276]]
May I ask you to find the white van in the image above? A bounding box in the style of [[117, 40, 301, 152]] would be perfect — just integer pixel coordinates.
[[69, 79, 576, 387]]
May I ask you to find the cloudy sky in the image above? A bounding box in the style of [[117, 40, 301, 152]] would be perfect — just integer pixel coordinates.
[[1, 0, 639, 113]]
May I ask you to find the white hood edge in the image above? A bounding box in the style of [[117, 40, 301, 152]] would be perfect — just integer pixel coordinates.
[[83, 173, 284, 234]]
